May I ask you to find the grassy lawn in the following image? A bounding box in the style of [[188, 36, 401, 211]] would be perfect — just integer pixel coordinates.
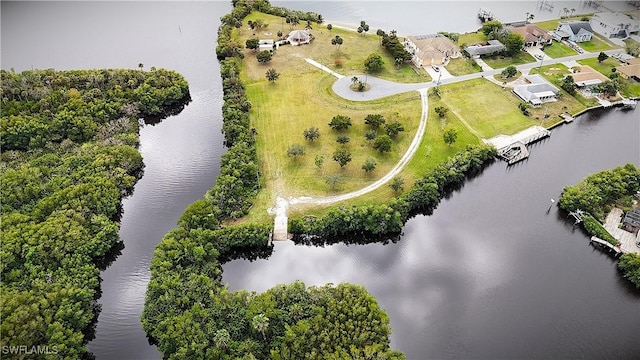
[[483, 51, 536, 69], [241, 12, 431, 83], [436, 78, 537, 138], [458, 31, 486, 46], [493, 71, 521, 83], [578, 57, 618, 77], [579, 35, 620, 52], [543, 41, 577, 58], [445, 57, 482, 76], [288, 93, 481, 217]]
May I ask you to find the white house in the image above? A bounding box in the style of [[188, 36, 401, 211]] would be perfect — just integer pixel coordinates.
[[589, 12, 640, 39], [258, 39, 274, 51], [553, 21, 594, 42], [513, 75, 559, 107], [403, 34, 461, 67]]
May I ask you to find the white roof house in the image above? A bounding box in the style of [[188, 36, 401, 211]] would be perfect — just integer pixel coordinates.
[[513, 75, 559, 107], [258, 39, 274, 51], [287, 30, 311, 46], [590, 12, 640, 39]]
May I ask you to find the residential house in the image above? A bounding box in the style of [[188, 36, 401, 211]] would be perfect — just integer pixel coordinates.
[[513, 75, 559, 107], [403, 34, 461, 67], [507, 22, 552, 47], [622, 208, 640, 234], [258, 39, 274, 51], [589, 12, 640, 39], [570, 65, 609, 88], [553, 21, 594, 42], [615, 58, 640, 81], [464, 40, 506, 58]]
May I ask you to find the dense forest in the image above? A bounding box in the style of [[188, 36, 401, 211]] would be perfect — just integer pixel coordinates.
[[558, 164, 640, 288], [0, 67, 190, 358]]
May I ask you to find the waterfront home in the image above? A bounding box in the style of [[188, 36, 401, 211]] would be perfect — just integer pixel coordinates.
[[615, 58, 640, 81], [553, 21, 594, 42], [571, 65, 609, 88], [507, 22, 552, 47], [622, 208, 640, 234], [589, 12, 640, 39], [403, 34, 461, 67], [513, 74, 559, 107], [464, 40, 506, 58]]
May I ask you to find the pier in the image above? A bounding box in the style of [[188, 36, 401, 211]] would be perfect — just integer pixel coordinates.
[[484, 126, 551, 165], [590, 236, 622, 256], [477, 8, 494, 23]]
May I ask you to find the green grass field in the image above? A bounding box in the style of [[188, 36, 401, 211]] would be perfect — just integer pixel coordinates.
[[458, 31, 487, 46], [543, 41, 577, 58], [483, 51, 536, 69], [437, 78, 537, 138], [241, 12, 431, 83], [446, 57, 482, 76], [535, 15, 592, 31], [579, 35, 620, 52]]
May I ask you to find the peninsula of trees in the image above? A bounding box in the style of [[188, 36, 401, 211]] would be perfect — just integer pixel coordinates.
[[558, 164, 640, 288], [0, 68, 190, 358]]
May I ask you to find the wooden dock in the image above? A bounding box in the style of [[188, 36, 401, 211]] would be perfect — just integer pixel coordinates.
[[590, 236, 622, 256], [560, 112, 574, 123], [497, 141, 529, 165], [485, 126, 551, 166], [477, 8, 494, 22]]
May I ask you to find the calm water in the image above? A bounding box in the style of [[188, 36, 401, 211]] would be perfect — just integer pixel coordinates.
[[3, 1, 639, 359]]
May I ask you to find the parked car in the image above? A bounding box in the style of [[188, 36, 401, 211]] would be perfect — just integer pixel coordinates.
[[535, 54, 543, 60], [432, 65, 439, 72]]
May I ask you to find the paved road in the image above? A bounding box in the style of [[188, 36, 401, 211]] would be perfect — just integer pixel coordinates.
[[328, 48, 627, 102]]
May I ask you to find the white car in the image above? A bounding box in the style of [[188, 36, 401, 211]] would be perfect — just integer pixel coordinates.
[[535, 54, 544, 60]]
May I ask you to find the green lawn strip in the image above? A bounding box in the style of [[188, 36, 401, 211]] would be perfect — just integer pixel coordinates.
[[241, 11, 430, 83], [580, 34, 621, 52], [543, 41, 577, 58], [483, 51, 536, 69], [446, 57, 482, 76]]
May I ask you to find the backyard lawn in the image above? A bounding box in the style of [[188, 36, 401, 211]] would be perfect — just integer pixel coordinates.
[[458, 31, 487, 46], [535, 15, 592, 31], [578, 57, 619, 77], [529, 64, 599, 108], [579, 35, 620, 52], [436, 78, 537, 138]]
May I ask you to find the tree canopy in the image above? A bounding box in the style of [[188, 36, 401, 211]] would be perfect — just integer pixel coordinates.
[[0, 67, 190, 358]]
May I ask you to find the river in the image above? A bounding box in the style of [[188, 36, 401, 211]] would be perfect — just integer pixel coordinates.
[[2, 1, 639, 359]]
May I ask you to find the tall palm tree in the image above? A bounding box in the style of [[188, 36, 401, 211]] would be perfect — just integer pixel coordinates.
[[138, 63, 144, 71]]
